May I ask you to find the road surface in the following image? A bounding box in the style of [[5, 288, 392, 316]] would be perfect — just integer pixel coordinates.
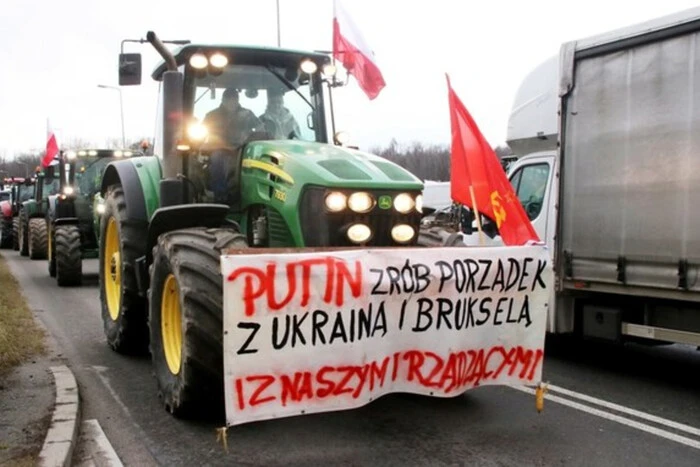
[[4, 252, 700, 466]]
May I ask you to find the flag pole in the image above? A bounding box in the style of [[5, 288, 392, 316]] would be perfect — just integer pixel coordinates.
[[469, 185, 485, 245]]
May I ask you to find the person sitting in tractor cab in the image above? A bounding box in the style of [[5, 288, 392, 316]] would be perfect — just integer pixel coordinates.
[[259, 90, 301, 140], [203, 88, 264, 148]]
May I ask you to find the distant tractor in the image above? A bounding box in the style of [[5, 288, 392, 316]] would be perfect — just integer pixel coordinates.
[[100, 32, 424, 418], [0, 178, 34, 249], [47, 149, 143, 285], [18, 164, 59, 259]]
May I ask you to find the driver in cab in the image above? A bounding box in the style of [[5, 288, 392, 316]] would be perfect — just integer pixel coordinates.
[[203, 88, 264, 148]]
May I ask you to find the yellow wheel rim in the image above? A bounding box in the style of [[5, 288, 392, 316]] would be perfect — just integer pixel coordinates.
[[104, 217, 121, 321], [161, 274, 182, 375]]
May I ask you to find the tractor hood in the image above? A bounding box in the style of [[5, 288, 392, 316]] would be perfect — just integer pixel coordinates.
[[242, 140, 424, 190]]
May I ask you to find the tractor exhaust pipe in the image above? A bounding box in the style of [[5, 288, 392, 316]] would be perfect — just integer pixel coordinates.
[[146, 31, 177, 71]]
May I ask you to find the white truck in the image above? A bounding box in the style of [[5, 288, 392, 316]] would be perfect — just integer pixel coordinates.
[[464, 6, 700, 346]]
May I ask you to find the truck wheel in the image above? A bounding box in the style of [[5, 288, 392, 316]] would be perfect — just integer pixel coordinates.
[[48, 224, 56, 277], [56, 225, 82, 286], [12, 217, 19, 251], [99, 185, 148, 354], [28, 218, 48, 260], [148, 227, 248, 418], [19, 212, 28, 256]]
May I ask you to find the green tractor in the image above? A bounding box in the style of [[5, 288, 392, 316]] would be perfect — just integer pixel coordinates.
[[1, 177, 34, 249], [100, 32, 424, 418], [18, 164, 59, 259], [47, 149, 144, 285]]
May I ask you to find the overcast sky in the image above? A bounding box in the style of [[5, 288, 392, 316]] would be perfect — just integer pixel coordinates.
[[2, 0, 699, 158]]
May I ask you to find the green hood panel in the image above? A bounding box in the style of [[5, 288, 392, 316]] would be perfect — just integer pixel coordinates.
[[242, 141, 424, 190]]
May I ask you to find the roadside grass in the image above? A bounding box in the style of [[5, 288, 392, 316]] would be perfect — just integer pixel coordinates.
[[0, 253, 46, 374]]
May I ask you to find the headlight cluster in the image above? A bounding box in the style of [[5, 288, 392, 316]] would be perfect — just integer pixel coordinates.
[[62, 186, 74, 196], [189, 51, 228, 70], [324, 191, 423, 214], [323, 190, 421, 245]]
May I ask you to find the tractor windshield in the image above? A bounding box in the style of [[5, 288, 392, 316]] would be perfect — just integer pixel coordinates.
[[42, 176, 60, 197], [73, 157, 113, 197], [191, 63, 326, 146], [17, 184, 33, 202]]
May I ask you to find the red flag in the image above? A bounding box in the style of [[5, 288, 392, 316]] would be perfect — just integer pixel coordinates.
[[446, 74, 540, 246], [333, 0, 386, 100], [42, 132, 59, 167]]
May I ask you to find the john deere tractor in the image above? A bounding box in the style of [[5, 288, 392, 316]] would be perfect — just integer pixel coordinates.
[[1, 177, 34, 249], [99, 32, 424, 418], [47, 149, 144, 284], [18, 165, 58, 259]]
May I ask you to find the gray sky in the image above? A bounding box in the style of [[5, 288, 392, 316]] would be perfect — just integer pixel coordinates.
[[2, 0, 699, 157]]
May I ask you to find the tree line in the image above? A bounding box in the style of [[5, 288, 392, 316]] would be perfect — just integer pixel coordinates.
[[2, 137, 513, 181]]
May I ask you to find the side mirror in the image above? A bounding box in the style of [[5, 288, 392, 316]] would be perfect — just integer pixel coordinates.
[[119, 53, 142, 86]]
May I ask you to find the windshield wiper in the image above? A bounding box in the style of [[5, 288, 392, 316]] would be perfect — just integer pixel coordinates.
[[266, 65, 314, 110]]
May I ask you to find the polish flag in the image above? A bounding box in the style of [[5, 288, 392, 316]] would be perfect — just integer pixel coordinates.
[[332, 0, 386, 100], [42, 131, 59, 167]]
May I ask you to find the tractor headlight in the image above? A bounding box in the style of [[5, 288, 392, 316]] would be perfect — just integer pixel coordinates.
[[209, 52, 228, 68], [325, 191, 347, 212], [415, 194, 423, 213], [187, 121, 208, 142], [393, 193, 415, 213], [189, 53, 208, 69], [347, 223, 372, 243], [123, 151, 133, 157], [62, 186, 74, 196], [66, 151, 77, 161], [322, 63, 337, 78], [348, 192, 374, 213], [113, 150, 123, 157], [391, 224, 415, 243], [88, 150, 97, 156], [96, 203, 106, 214], [300, 59, 317, 74]]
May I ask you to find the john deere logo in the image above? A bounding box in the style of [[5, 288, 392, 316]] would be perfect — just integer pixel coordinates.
[[378, 195, 392, 210]]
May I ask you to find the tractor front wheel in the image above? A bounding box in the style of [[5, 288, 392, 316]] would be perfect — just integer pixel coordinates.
[[18, 212, 28, 256], [148, 227, 248, 418], [48, 224, 56, 277], [99, 185, 148, 354], [55, 225, 82, 286], [28, 218, 48, 260], [12, 217, 19, 251]]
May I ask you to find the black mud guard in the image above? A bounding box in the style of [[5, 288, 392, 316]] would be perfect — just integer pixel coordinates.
[[100, 160, 148, 222], [134, 204, 236, 294]]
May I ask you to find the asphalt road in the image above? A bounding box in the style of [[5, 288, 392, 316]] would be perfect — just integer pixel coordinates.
[[4, 252, 700, 466]]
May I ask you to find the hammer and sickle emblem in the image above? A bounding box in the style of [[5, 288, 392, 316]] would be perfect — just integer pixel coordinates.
[[490, 190, 507, 227]]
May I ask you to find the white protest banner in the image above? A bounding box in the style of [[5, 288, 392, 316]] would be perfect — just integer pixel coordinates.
[[221, 245, 551, 427]]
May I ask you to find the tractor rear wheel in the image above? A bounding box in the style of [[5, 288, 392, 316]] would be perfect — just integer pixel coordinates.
[[99, 185, 148, 354], [56, 225, 82, 286], [28, 218, 48, 260], [148, 227, 248, 418], [19, 212, 28, 256], [12, 217, 19, 251], [48, 224, 56, 277], [0, 217, 12, 249]]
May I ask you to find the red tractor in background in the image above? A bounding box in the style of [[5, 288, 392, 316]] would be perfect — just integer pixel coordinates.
[[0, 177, 36, 250]]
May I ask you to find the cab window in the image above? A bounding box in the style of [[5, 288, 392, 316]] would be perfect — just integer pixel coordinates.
[[509, 163, 549, 220]]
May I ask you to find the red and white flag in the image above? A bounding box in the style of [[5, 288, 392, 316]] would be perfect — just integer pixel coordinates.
[[42, 121, 59, 167], [332, 0, 386, 100]]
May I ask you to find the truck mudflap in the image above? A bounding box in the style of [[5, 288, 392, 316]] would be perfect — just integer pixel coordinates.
[[220, 244, 552, 426]]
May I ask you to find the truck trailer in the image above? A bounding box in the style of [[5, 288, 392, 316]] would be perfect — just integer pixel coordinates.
[[463, 6, 700, 346]]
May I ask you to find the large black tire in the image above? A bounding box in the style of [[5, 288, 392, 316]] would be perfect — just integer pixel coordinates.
[[28, 218, 48, 260], [99, 185, 148, 354], [148, 228, 248, 418], [0, 217, 12, 249], [55, 225, 82, 286], [18, 212, 28, 256], [12, 217, 19, 251], [48, 224, 56, 277]]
